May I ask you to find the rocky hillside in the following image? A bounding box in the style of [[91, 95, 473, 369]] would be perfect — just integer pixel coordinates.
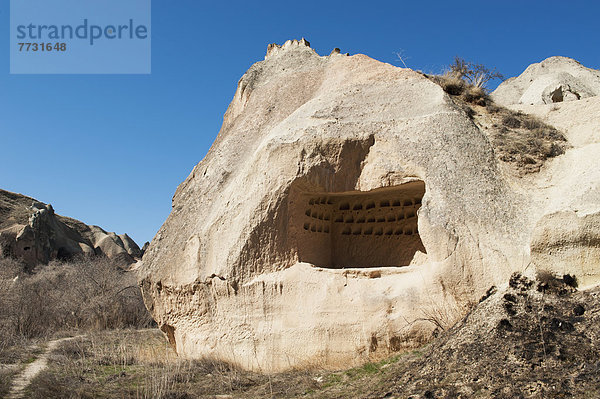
[[0, 189, 141, 268], [14, 273, 599, 398], [492, 56, 600, 106], [139, 40, 600, 372], [371, 273, 600, 398], [291, 273, 600, 398]]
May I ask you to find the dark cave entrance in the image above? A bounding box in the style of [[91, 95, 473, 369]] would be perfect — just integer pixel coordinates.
[[288, 181, 426, 269]]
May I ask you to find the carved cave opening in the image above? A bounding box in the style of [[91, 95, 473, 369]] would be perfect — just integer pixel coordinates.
[[550, 88, 564, 103], [289, 181, 426, 269]]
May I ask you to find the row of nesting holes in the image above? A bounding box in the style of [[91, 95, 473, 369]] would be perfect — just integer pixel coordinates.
[[341, 226, 417, 236], [302, 223, 416, 236], [337, 198, 421, 210], [307, 197, 422, 208], [305, 210, 417, 222], [308, 197, 333, 205], [303, 223, 330, 233]]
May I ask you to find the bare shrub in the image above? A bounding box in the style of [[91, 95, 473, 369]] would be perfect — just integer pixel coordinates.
[[428, 74, 489, 106], [426, 57, 503, 107], [448, 56, 504, 89], [0, 255, 152, 343], [418, 281, 478, 335]]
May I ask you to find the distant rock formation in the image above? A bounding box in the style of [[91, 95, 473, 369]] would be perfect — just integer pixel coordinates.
[[139, 41, 600, 372], [492, 56, 600, 106], [0, 189, 141, 268], [140, 241, 150, 257]]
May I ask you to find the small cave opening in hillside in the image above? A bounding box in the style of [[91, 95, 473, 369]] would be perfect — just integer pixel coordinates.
[[550, 88, 564, 103], [288, 181, 426, 269], [549, 86, 581, 103]]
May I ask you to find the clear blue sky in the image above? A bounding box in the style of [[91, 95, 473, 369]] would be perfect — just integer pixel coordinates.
[[1, 0, 598, 246]]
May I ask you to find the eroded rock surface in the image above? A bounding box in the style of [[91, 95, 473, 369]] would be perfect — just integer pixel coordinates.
[[492, 56, 600, 106], [139, 41, 600, 371], [0, 189, 140, 268], [491, 58, 600, 290]]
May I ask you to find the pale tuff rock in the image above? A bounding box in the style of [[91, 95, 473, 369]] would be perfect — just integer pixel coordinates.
[[119, 233, 143, 258], [0, 189, 141, 267], [508, 95, 600, 147], [514, 103, 600, 289], [499, 59, 600, 290], [492, 56, 600, 105], [265, 38, 311, 59], [139, 42, 600, 371]]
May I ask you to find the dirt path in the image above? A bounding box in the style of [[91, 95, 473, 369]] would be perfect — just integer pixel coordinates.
[[7, 336, 82, 399]]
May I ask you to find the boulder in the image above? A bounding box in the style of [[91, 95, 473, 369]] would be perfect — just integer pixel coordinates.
[[139, 40, 600, 371]]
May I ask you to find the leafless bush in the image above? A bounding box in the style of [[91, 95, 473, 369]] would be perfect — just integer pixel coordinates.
[[426, 57, 503, 108], [448, 56, 504, 90], [418, 281, 478, 335], [428, 74, 489, 106], [0, 255, 152, 343]]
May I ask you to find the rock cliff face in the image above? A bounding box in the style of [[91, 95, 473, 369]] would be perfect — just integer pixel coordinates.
[[139, 41, 600, 371], [0, 189, 141, 268]]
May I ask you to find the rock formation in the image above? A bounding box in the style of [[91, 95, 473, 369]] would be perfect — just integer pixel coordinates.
[[491, 59, 600, 289], [492, 56, 600, 106], [139, 41, 600, 372], [0, 189, 141, 268], [140, 241, 150, 257]]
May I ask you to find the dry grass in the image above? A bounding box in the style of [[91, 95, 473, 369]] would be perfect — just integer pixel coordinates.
[[0, 336, 46, 398], [0, 254, 153, 395], [24, 329, 330, 399], [24, 327, 427, 399], [485, 107, 567, 173], [10, 275, 600, 398], [21, 330, 423, 398], [0, 367, 17, 398], [426, 73, 568, 175]]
